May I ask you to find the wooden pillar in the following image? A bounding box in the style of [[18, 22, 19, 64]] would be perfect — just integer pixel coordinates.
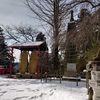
[[60, 67, 61, 84], [76, 73, 78, 86], [45, 72, 47, 83], [10, 47, 14, 77], [37, 47, 40, 78], [44, 51, 47, 73]]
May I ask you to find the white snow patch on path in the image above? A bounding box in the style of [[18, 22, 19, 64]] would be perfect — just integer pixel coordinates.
[[0, 75, 88, 100]]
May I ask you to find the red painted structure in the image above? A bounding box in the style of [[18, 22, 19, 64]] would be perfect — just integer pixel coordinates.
[[0, 68, 9, 74], [7, 41, 48, 77]]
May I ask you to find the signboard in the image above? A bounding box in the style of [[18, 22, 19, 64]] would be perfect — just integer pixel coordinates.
[[67, 63, 76, 72]]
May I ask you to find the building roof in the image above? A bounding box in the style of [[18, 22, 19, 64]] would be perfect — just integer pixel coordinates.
[[7, 41, 48, 51]]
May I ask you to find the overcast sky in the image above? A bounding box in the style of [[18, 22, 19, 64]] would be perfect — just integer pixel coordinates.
[[0, 0, 48, 62], [0, 0, 41, 27]]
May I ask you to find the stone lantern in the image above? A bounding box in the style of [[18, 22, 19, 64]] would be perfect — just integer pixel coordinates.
[[86, 51, 100, 100]]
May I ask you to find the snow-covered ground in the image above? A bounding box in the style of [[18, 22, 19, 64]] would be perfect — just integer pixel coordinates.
[[0, 75, 88, 100]]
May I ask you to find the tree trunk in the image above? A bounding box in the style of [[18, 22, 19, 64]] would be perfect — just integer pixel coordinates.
[[53, 0, 59, 70]]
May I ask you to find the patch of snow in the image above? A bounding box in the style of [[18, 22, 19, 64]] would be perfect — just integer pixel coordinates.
[[62, 76, 81, 80], [0, 75, 88, 100]]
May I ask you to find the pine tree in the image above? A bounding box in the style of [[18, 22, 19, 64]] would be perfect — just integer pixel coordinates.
[[0, 27, 10, 67], [36, 32, 46, 41]]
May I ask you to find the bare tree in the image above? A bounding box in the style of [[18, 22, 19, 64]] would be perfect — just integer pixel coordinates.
[[25, 0, 73, 70], [25, 0, 100, 69], [64, 8, 100, 69], [3, 24, 39, 43]]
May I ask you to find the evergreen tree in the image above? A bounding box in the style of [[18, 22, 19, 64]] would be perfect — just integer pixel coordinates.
[[0, 27, 10, 67], [36, 32, 46, 41]]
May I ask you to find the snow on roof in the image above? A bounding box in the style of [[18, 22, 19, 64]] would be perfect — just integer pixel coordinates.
[[8, 41, 44, 47]]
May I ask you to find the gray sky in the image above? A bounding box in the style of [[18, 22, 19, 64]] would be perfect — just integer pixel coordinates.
[[0, 0, 48, 62], [0, 0, 40, 26]]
